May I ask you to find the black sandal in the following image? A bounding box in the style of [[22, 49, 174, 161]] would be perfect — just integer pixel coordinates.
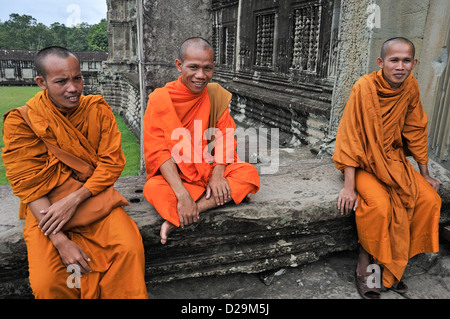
[[389, 281, 408, 294]]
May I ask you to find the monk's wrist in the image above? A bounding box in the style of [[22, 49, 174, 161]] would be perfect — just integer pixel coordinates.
[[417, 163, 430, 177], [72, 186, 92, 206], [212, 164, 226, 177], [173, 186, 191, 200], [343, 167, 356, 189], [49, 231, 69, 249], [343, 180, 355, 190]]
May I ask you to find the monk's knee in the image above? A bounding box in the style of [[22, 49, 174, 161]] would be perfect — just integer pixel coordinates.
[[364, 195, 392, 222], [145, 177, 158, 190], [122, 236, 144, 257], [421, 189, 441, 208], [143, 177, 159, 199], [143, 176, 172, 204], [377, 201, 392, 224], [115, 229, 145, 262], [248, 163, 259, 176], [241, 161, 258, 173]]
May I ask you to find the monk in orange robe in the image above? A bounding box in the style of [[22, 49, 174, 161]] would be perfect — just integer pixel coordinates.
[[143, 37, 260, 244], [2, 46, 148, 298], [333, 37, 441, 299]]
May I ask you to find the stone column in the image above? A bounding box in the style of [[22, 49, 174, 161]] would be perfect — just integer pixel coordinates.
[[318, 0, 373, 157], [141, 0, 213, 93]]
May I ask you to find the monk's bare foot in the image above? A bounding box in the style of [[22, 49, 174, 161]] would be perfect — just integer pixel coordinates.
[[160, 221, 176, 245]]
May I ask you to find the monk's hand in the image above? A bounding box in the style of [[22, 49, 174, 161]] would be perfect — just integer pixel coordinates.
[[418, 163, 440, 192], [206, 165, 231, 206], [423, 175, 440, 192], [39, 187, 91, 236], [51, 232, 92, 275], [337, 186, 358, 215], [176, 192, 199, 228]]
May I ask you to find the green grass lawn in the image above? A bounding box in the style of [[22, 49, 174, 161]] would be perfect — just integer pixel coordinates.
[[114, 113, 141, 177], [0, 86, 140, 185]]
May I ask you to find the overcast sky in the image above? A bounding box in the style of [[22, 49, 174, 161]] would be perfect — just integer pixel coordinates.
[[0, 0, 107, 26]]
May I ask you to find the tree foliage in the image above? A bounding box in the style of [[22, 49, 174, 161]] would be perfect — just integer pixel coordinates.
[[0, 14, 108, 51]]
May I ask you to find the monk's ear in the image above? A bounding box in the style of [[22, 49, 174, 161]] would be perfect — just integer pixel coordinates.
[[376, 57, 384, 69], [412, 58, 418, 69], [35, 76, 47, 90], [175, 59, 182, 73]]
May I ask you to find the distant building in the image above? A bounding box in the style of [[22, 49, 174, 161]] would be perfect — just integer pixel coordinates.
[[0, 49, 36, 86], [0, 49, 108, 95]]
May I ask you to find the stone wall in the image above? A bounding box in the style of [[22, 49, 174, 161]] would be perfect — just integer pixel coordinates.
[[319, 0, 372, 155], [211, 0, 338, 147], [416, 0, 450, 169], [100, 0, 142, 140], [100, 69, 141, 138]]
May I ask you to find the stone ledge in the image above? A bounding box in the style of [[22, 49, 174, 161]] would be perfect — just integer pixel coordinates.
[[1, 148, 449, 298]]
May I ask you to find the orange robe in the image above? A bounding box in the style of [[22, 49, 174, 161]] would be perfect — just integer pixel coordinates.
[[332, 70, 441, 287], [143, 77, 260, 227], [2, 90, 148, 298]]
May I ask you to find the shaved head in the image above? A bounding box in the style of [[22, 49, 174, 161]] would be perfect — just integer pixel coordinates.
[[178, 37, 214, 62], [35, 46, 80, 78], [380, 37, 415, 60]]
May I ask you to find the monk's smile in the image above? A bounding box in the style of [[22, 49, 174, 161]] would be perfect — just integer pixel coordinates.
[[192, 80, 206, 89]]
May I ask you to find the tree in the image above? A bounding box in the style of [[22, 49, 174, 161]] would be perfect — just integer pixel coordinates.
[[89, 19, 108, 51], [0, 13, 108, 52], [28, 23, 54, 50], [0, 14, 38, 49], [50, 22, 69, 48], [66, 22, 91, 51]]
